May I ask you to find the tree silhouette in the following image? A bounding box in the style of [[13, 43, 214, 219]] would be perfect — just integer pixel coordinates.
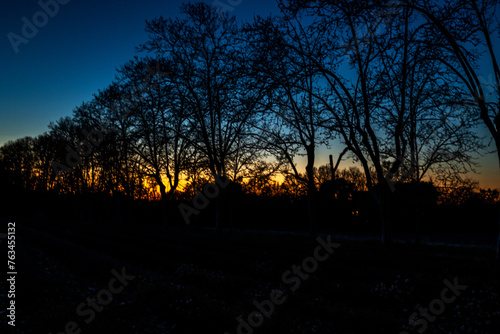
[[140, 3, 264, 231], [115, 57, 193, 227], [390, 0, 500, 257], [246, 15, 333, 236]]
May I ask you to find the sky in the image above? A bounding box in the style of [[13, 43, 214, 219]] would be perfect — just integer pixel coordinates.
[[0, 0, 277, 144], [0, 0, 499, 189]]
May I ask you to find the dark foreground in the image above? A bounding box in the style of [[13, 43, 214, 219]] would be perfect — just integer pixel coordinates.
[[1, 219, 499, 334]]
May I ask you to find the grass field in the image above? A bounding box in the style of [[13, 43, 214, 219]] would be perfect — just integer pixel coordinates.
[[2, 218, 499, 334]]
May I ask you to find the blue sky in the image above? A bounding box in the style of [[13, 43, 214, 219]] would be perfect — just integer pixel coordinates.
[[0, 0, 499, 188], [0, 0, 278, 144]]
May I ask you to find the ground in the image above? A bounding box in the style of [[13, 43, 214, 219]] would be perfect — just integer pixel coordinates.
[[1, 218, 499, 333]]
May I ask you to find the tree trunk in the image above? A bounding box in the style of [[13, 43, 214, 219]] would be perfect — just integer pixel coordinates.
[[414, 183, 420, 245], [305, 147, 317, 237], [329, 154, 335, 181], [157, 180, 169, 229], [161, 197, 168, 229], [372, 188, 392, 245], [308, 184, 318, 237], [215, 193, 223, 233], [214, 174, 230, 233], [496, 205, 500, 262]]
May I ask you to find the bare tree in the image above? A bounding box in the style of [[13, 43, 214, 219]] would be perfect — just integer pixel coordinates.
[[372, 4, 483, 183], [246, 15, 333, 236], [140, 3, 263, 231], [281, 0, 485, 244], [371, 3, 485, 243], [0, 137, 36, 191], [113, 57, 193, 228], [280, 0, 404, 243], [392, 0, 500, 257]]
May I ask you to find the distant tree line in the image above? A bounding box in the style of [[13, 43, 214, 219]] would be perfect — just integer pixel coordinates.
[[1, 1, 499, 250]]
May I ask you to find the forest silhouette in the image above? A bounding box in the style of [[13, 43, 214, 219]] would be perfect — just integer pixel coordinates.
[[0, 0, 500, 334], [1, 2, 500, 332], [1, 1, 499, 245]]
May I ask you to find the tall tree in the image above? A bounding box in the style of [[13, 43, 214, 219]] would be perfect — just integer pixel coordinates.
[[140, 3, 262, 231], [372, 3, 485, 243], [0, 137, 36, 191], [246, 16, 332, 236], [393, 0, 500, 257], [116, 57, 193, 227], [281, 0, 486, 244], [280, 0, 405, 243]]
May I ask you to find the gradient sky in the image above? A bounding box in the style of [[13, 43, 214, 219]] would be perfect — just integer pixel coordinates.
[[0, 0, 499, 189], [0, 0, 277, 143]]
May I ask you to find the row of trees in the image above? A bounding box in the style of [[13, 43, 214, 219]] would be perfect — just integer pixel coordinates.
[[1, 1, 499, 251]]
